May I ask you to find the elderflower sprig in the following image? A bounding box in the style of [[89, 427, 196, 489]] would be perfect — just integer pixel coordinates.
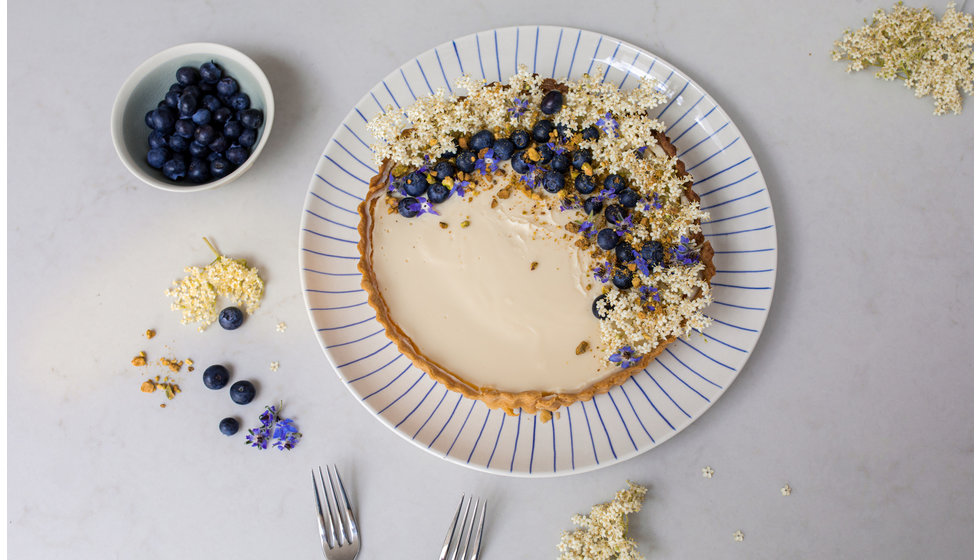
[[831, 2, 974, 115], [557, 481, 648, 560]]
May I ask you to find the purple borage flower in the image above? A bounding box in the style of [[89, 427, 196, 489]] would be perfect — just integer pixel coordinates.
[[671, 236, 701, 265], [508, 97, 529, 119], [609, 345, 641, 367], [638, 285, 660, 311], [577, 220, 595, 236], [245, 403, 303, 451], [403, 196, 440, 216], [451, 179, 469, 198], [545, 141, 567, 156], [596, 112, 620, 137], [476, 148, 499, 175], [592, 261, 613, 283], [615, 214, 635, 237]]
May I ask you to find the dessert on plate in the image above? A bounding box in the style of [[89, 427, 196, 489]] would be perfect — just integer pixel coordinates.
[[358, 69, 714, 418]]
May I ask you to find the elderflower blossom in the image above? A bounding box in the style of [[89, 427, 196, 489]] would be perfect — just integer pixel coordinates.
[[166, 245, 264, 331], [831, 2, 974, 115], [557, 481, 648, 560]]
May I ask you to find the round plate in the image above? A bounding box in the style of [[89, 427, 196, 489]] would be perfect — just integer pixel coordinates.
[[299, 26, 776, 477]]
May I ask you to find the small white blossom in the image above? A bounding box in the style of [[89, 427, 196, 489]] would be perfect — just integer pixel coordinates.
[[702, 466, 715, 479], [276, 322, 287, 333], [270, 361, 280, 372], [733, 530, 744, 542], [781, 483, 792, 496]]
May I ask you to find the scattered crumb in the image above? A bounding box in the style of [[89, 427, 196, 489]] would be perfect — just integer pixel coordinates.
[[270, 361, 280, 372], [439, 221, 449, 229], [145, 329, 156, 339], [733, 530, 744, 542], [530, 261, 539, 271], [160, 404, 166, 408], [702, 466, 714, 479], [460, 219, 471, 228], [131, 352, 147, 367], [188, 366, 195, 372], [276, 322, 287, 333], [140, 380, 156, 393], [575, 341, 589, 355], [781, 483, 792, 496], [159, 357, 183, 373], [186, 358, 194, 365]]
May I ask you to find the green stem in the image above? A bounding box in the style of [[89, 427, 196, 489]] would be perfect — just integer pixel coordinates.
[[203, 237, 222, 261]]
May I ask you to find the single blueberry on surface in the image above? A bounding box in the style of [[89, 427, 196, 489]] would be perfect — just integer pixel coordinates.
[[175, 66, 199, 86], [492, 138, 516, 160], [219, 417, 239, 436], [199, 61, 222, 83], [191, 108, 212, 125], [550, 153, 570, 173], [596, 228, 619, 250], [148, 129, 167, 149], [612, 268, 634, 289], [194, 124, 217, 145], [469, 129, 494, 151], [225, 145, 249, 166], [592, 294, 609, 319], [511, 151, 531, 174], [615, 241, 635, 262], [237, 128, 258, 148], [202, 94, 222, 112], [604, 203, 626, 224], [574, 174, 596, 194], [571, 149, 592, 169], [174, 118, 196, 138], [161, 158, 187, 181], [428, 183, 450, 203], [402, 171, 429, 197], [531, 119, 554, 143], [434, 160, 456, 180], [146, 147, 170, 169], [187, 158, 211, 183], [456, 150, 477, 173], [229, 380, 256, 405], [150, 107, 176, 131], [222, 120, 244, 139], [397, 196, 421, 218], [240, 109, 264, 129], [542, 170, 564, 193], [219, 306, 244, 329], [582, 196, 603, 216], [203, 364, 230, 390], [230, 92, 250, 111], [619, 189, 640, 208], [581, 125, 600, 140], [540, 90, 563, 115], [216, 77, 239, 97], [210, 157, 233, 179], [604, 174, 627, 193], [510, 129, 531, 149]]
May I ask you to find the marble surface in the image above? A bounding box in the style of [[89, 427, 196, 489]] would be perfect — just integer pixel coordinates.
[[7, 0, 973, 558]]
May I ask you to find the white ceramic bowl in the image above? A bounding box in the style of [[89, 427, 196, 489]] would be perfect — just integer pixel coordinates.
[[111, 42, 274, 192]]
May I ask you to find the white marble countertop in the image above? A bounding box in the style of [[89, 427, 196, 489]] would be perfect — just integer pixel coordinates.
[[7, 1, 974, 558]]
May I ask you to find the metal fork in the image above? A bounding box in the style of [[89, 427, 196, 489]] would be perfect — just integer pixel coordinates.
[[439, 495, 487, 560], [312, 465, 360, 560]]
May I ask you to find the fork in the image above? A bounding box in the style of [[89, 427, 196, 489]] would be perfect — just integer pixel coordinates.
[[439, 495, 487, 560], [312, 465, 360, 560]]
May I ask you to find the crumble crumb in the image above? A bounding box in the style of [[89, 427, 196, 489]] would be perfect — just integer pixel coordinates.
[[131, 352, 147, 367], [145, 329, 156, 339]]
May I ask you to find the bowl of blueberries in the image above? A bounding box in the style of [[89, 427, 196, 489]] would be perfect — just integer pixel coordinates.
[[111, 42, 274, 192]]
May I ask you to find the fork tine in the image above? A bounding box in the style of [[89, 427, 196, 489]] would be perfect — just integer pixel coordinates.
[[332, 465, 358, 543], [312, 469, 330, 546], [317, 466, 338, 547], [439, 495, 465, 560], [468, 499, 486, 560], [456, 498, 476, 560], [324, 465, 348, 545]]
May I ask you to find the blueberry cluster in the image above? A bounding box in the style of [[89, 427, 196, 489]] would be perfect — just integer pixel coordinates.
[[143, 61, 264, 183]]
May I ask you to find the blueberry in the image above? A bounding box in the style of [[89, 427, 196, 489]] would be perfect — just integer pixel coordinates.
[[188, 140, 210, 158], [198, 80, 215, 93], [199, 61, 222, 83], [615, 241, 635, 262], [428, 184, 450, 203], [148, 129, 167, 149], [619, 189, 640, 208], [223, 120, 244, 139], [604, 174, 627, 193], [146, 147, 170, 169], [168, 82, 183, 93], [226, 145, 249, 165], [511, 151, 531, 174], [510, 129, 531, 149], [202, 364, 230, 390], [191, 108, 212, 126], [184, 158, 208, 182], [174, 118, 196, 138], [531, 119, 554, 143], [194, 124, 217, 145], [592, 294, 609, 319], [230, 92, 250, 111], [571, 149, 592, 169], [164, 89, 181, 109], [145, 110, 156, 128], [604, 203, 626, 224], [581, 125, 600, 140], [207, 151, 223, 162], [168, 134, 189, 153], [397, 196, 420, 218], [540, 90, 563, 115], [536, 143, 554, 165], [176, 66, 199, 86], [434, 160, 456, 180], [542, 170, 564, 193], [492, 138, 516, 160], [208, 135, 230, 154], [218, 306, 244, 329], [150, 107, 176, 131], [216, 76, 239, 97], [640, 241, 664, 266], [182, 85, 202, 99], [219, 417, 239, 436], [402, 171, 429, 197], [229, 380, 256, 405], [202, 94, 222, 112], [574, 174, 596, 195], [612, 268, 634, 289], [178, 93, 197, 117], [468, 129, 494, 152], [456, 150, 477, 173], [212, 107, 232, 124], [161, 158, 187, 180], [237, 128, 258, 148], [210, 157, 233, 179], [596, 228, 619, 250], [582, 196, 603, 216], [550, 153, 570, 173], [240, 109, 264, 129]]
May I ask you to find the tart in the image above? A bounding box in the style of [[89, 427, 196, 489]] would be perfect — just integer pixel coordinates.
[[358, 69, 714, 418]]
